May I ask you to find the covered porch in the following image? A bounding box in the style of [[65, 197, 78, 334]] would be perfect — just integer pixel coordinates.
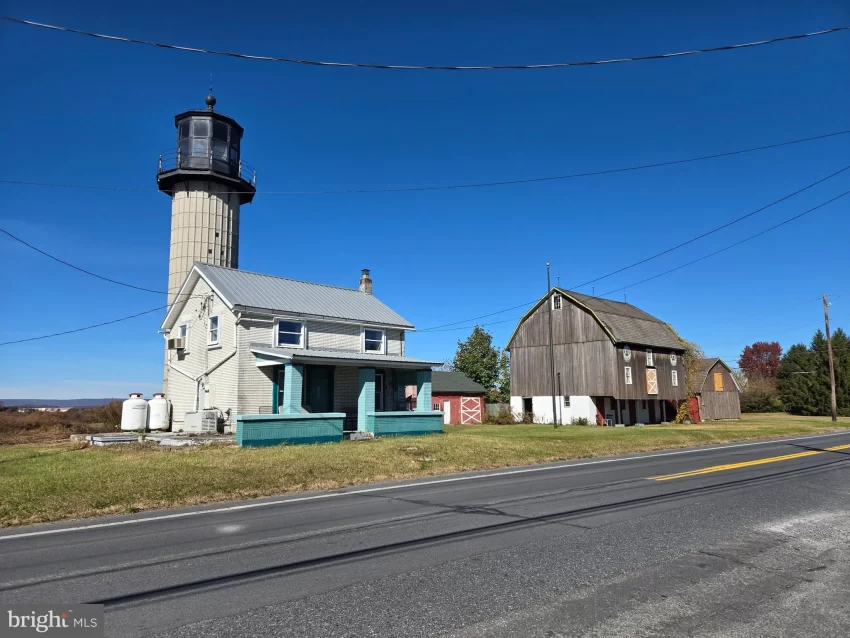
[[239, 345, 444, 445]]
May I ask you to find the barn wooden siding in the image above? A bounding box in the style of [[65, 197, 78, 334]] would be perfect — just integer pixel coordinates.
[[699, 361, 741, 420], [509, 299, 618, 397], [616, 347, 687, 401]]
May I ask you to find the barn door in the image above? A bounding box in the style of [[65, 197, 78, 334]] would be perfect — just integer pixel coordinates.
[[460, 397, 481, 424], [442, 401, 451, 424], [646, 368, 659, 395]]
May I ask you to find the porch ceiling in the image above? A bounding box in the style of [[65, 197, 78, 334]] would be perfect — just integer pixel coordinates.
[[249, 344, 440, 369]]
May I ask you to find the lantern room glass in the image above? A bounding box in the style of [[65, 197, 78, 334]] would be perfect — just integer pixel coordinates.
[[176, 115, 241, 177]]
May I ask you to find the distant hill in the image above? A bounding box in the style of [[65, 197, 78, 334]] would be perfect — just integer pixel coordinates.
[[0, 398, 120, 408]]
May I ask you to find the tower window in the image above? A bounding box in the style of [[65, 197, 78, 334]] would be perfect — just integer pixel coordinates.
[[213, 121, 229, 141], [192, 119, 210, 137]]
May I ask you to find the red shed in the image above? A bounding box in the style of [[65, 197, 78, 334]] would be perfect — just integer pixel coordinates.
[[408, 371, 487, 424]]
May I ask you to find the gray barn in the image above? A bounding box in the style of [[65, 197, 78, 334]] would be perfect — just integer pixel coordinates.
[[697, 358, 741, 420]]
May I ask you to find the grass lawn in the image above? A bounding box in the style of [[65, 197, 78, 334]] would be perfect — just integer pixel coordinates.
[[1, 413, 848, 527]]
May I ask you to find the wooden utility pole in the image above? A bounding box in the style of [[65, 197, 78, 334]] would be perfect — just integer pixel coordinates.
[[547, 264, 558, 427], [823, 294, 838, 422]]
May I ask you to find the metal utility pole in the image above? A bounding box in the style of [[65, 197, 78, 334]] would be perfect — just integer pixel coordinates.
[[547, 263, 558, 427], [823, 294, 838, 422]]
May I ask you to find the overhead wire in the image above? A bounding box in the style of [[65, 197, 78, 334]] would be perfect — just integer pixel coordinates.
[[5, 189, 846, 346], [2, 17, 847, 71], [597, 188, 850, 297], [0, 227, 166, 294], [416, 166, 850, 331], [2, 129, 848, 196]]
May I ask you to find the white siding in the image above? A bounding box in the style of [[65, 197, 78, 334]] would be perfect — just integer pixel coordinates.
[[164, 278, 238, 427], [307, 321, 360, 351], [236, 318, 275, 415], [386, 329, 403, 355], [509, 395, 596, 425]]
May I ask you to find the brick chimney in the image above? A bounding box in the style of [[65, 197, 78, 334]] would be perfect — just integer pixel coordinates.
[[359, 269, 373, 294]]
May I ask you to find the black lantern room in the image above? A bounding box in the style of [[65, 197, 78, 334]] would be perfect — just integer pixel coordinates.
[[156, 93, 256, 204]]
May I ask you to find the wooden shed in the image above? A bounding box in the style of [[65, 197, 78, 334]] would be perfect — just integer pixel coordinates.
[[697, 358, 741, 420]]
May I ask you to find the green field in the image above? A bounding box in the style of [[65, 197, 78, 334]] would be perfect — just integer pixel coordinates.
[[1, 413, 847, 527]]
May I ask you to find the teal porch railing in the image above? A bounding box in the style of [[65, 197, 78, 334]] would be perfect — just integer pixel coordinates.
[[367, 411, 444, 437], [236, 413, 345, 446]]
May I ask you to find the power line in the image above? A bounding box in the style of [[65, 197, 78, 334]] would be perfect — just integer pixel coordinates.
[[2, 129, 848, 196], [2, 16, 847, 71], [0, 227, 166, 294], [0, 306, 167, 346], [568, 164, 850, 291], [598, 189, 850, 297], [416, 166, 850, 331]]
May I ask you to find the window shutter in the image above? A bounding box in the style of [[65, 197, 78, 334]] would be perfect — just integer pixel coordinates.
[[714, 372, 724, 392]]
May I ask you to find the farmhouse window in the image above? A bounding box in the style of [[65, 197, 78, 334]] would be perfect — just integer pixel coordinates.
[[276, 320, 304, 347], [624, 366, 633, 385], [207, 316, 220, 346], [363, 328, 385, 353], [646, 349, 654, 367]]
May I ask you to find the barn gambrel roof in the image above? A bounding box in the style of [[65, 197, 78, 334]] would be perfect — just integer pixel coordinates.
[[507, 288, 685, 351]]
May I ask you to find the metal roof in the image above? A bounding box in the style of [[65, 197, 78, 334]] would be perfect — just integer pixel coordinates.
[[196, 264, 414, 328], [249, 344, 440, 368], [431, 371, 487, 394]]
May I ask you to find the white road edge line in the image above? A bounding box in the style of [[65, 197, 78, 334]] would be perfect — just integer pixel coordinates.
[[2, 430, 847, 541]]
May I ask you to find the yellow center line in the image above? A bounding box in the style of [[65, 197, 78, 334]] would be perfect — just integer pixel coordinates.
[[649, 443, 850, 481]]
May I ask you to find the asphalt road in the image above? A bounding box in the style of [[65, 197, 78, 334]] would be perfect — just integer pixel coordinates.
[[2, 431, 850, 637]]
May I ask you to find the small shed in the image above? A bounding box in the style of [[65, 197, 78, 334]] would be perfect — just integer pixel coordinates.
[[697, 358, 741, 420], [409, 372, 487, 424]]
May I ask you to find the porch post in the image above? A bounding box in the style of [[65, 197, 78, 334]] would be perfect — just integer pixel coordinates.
[[357, 367, 376, 432], [281, 363, 303, 414], [416, 369, 432, 412]]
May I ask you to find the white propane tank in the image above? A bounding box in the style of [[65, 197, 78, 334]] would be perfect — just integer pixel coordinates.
[[121, 393, 148, 431], [147, 393, 170, 431]]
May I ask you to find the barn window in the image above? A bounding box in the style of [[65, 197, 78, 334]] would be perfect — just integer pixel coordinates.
[[646, 349, 654, 367], [672, 370, 679, 387], [714, 371, 724, 392], [433, 403, 441, 411], [624, 366, 633, 385], [553, 294, 562, 310]]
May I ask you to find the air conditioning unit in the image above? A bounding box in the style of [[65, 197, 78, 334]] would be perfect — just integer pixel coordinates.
[[183, 410, 219, 433], [167, 337, 185, 350]]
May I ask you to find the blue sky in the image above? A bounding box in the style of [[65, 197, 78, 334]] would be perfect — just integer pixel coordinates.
[[1, 0, 848, 399]]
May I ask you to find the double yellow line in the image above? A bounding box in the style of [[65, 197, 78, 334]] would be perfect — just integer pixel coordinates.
[[650, 443, 850, 481]]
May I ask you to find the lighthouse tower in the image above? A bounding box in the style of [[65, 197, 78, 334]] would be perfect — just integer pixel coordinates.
[[157, 92, 256, 304]]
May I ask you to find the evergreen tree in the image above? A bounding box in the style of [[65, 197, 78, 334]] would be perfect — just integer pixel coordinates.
[[777, 344, 819, 415], [777, 327, 850, 416]]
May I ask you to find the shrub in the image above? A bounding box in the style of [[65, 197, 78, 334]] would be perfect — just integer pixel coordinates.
[[740, 376, 784, 413], [570, 416, 590, 426], [484, 405, 519, 425]]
